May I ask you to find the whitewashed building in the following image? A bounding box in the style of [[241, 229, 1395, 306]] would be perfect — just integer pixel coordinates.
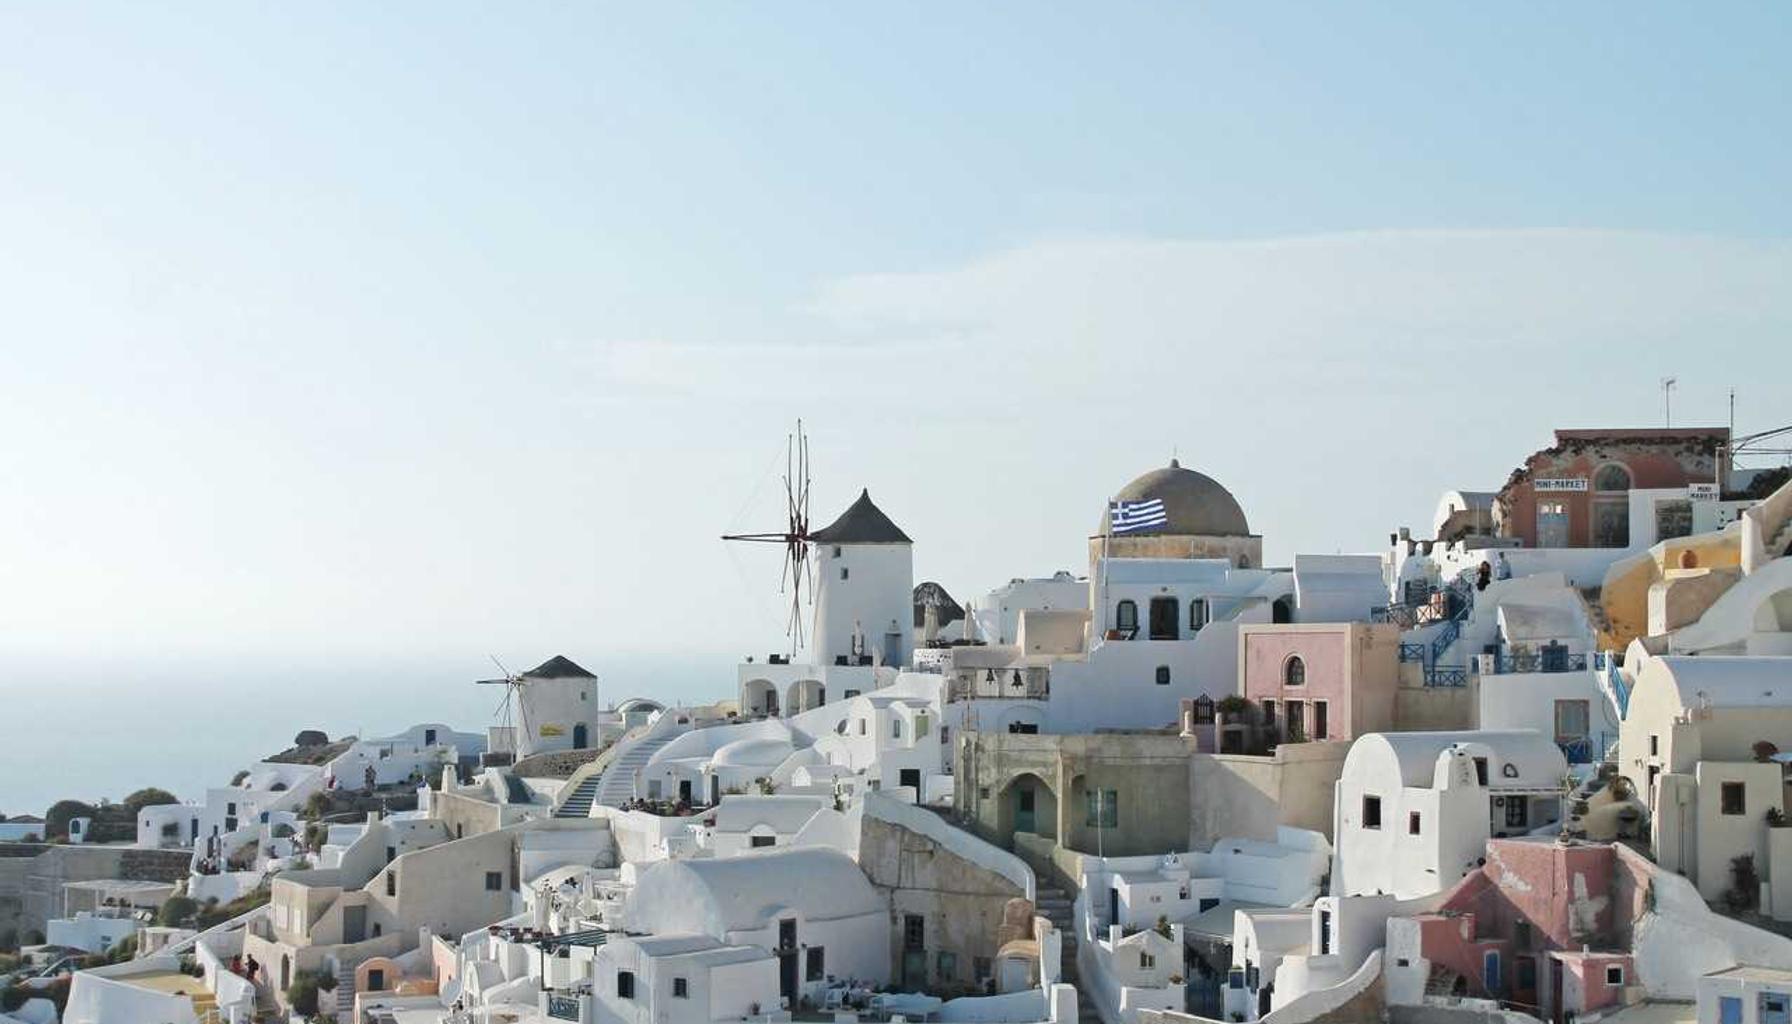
[[1331, 731, 1567, 900]]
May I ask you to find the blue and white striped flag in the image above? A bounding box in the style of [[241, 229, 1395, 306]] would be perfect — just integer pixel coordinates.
[[1109, 498, 1168, 534]]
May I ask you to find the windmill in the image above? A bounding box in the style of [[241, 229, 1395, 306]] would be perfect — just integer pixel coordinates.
[[475, 656, 531, 762], [722, 420, 815, 657]]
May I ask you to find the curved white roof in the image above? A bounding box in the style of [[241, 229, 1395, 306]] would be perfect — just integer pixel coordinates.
[[1639, 656, 1792, 710], [713, 795, 828, 834], [1497, 602, 1588, 644], [627, 847, 884, 936], [710, 736, 797, 768], [1350, 731, 1566, 789]]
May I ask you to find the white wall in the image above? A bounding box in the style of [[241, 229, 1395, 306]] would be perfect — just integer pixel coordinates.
[[816, 541, 914, 669]]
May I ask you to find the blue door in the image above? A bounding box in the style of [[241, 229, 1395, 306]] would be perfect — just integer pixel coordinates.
[[1762, 992, 1790, 1024], [1484, 951, 1502, 997], [1719, 996, 1742, 1024]]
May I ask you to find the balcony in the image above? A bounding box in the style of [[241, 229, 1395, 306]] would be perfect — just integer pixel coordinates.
[[1481, 651, 1589, 675], [947, 667, 1049, 702]]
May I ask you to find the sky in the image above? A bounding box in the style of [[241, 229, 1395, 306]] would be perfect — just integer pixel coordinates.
[[1, 4, 1789, 813]]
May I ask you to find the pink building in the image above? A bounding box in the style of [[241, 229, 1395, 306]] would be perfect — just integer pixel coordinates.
[[1386, 838, 1649, 1023], [1238, 623, 1399, 744]]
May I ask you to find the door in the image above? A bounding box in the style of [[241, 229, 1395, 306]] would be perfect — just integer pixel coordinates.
[[899, 768, 921, 793], [572, 724, 588, 749], [903, 915, 926, 988], [1016, 785, 1036, 834], [1314, 701, 1329, 742], [1286, 701, 1305, 742], [342, 904, 366, 944], [1537, 501, 1570, 548], [1109, 888, 1120, 928], [709, 775, 720, 806], [1484, 951, 1502, 997], [678, 780, 693, 804], [779, 919, 799, 1004], [1318, 909, 1332, 955], [1763, 992, 1791, 1024], [1149, 598, 1179, 640], [1720, 997, 1742, 1024]]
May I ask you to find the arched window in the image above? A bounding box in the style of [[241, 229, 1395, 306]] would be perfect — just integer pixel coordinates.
[[1284, 657, 1305, 687], [1115, 600, 1139, 638], [1593, 463, 1633, 491]]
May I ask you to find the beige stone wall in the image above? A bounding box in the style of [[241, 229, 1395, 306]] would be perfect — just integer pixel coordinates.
[[1394, 686, 1473, 732], [1188, 742, 1348, 848], [430, 791, 506, 840], [858, 814, 1025, 994], [1086, 533, 1264, 570]]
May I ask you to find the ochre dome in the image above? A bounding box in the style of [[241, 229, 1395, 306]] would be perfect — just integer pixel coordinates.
[[1099, 459, 1251, 537]]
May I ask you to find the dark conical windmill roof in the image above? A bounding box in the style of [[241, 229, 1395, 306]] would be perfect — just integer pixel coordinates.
[[810, 489, 911, 545], [525, 655, 596, 679]]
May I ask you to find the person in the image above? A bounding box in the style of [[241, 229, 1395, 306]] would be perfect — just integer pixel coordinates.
[[1476, 560, 1492, 592], [244, 954, 259, 984], [1495, 551, 1512, 580], [230, 954, 243, 976]]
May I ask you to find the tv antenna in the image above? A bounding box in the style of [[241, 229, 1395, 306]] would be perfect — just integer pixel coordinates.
[[1661, 376, 1677, 427], [722, 421, 814, 657]]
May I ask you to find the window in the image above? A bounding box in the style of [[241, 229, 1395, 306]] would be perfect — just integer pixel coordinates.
[[1140, 951, 1156, 970], [1408, 811, 1422, 835], [1518, 957, 1537, 991], [1554, 700, 1590, 745], [1722, 781, 1747, 815], [1190, 599, 1210, 632], [1650, 734, 1659, 756], [1514, 921, 1532, 948], [1656, 499, 1693, 542], [617, 970, 635, 1000], [367, 968, 386, 992], [904, 914, 925, 952], [844, 689, 861, 700], [1362, 795, 1382, 830], [424, 729, 437, 745], [1087, 789, 1119, 829], [751, 835, 776, 848], [1474, 757, 1489, 786], [841, 567, 849, 580], [1605, 965, 1624, 987], [1155, 665, 1171, 686], [1262, 699, 1276, 728], [1505, 797, 1529, 829], [1593, 464, 1633, 492], [892, 718, 902, 739], [915, 714, 930, 738], [936, 951, 956, 978], [386, 870, 397, 897], [832, 546, 842, 558], [1314, 700, 1329, 741], [1284, 657, 1306, 687], [673, 977, 689, 999], [1593, 500, 1630, 548], [484, 871, 503, 891], [858, 719, 867, 736], [808, 947, 826, 981], [1115, 600, 1139, 638], [974, 957, 993, 982], [386, 846, 396, 864]]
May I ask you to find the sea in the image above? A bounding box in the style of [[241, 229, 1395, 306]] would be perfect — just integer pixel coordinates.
[[0, 651, 725, 818]]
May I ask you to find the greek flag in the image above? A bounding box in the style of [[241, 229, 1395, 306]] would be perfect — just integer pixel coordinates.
[[1109, 498, 1167, 534]]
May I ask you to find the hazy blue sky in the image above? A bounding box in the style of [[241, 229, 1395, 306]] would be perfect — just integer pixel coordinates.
[[2, 5, 1789, 812]]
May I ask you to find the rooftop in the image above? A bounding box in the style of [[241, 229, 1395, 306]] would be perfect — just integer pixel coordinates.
[[810, 489, 911, 545]]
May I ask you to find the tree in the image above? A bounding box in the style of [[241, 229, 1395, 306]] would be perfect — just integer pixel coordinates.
[[293, 729, 329, 747], [122, 788, 179, 814], [45, 800, 96, 840], [156, 896, 198, 928]]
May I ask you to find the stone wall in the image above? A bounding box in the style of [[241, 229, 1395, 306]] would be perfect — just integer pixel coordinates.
[[858, 813, 1026, 995], [5, 845, 192, 934]]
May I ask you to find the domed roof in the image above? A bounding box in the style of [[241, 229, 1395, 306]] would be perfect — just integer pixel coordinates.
[[1099, 459, 1251, 537]]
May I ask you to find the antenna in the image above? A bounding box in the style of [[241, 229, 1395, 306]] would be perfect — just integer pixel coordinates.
[[1661, 377, 1677, 428], [722, 420, 815, 658]]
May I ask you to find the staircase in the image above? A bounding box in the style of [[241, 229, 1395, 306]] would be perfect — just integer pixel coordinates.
[[593, 733, 679, 808], [335, 958, 357, 1018], [1035, 881, 1099, 1024], [554, 773, 603, 819]]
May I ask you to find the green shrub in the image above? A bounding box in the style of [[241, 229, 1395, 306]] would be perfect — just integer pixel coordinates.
[[157, 896, 199, 927], [122, 788, 179, 814]]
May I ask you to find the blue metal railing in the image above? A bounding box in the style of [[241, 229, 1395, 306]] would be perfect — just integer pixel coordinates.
[[1557, 731, 1617, 766], [1398, 642, 1428, 663]]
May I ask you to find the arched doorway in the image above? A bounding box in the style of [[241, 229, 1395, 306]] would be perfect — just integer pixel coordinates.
[[572, 723, 589, 749], [1272, 596, 1294, 624], [999, 773, 1057, 843], [786, 679, 825, 715], [742, 679, 778, 717]]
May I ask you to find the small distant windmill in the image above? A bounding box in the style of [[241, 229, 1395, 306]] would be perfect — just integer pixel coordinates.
[[722, 421, 815, 657], [476, 656, 532, 760]]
